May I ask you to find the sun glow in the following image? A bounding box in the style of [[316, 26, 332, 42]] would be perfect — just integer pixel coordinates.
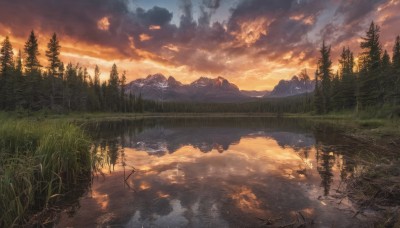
[[232, 17, 270, 46]]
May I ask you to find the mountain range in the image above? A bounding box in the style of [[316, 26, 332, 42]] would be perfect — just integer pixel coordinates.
[[125, 74, 315, 103], [267, 75, 315, 98]]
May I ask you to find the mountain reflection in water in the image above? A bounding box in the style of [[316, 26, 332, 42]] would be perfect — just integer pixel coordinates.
[[57, 118, 369, 228]]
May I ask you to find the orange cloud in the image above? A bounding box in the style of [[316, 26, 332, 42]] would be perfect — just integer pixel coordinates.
[[231, 17, 270, 46], [1, 0, 399, 91], [149, 25, 161, 30], [139, 33, 152, 42], [97, 17, 110, 31]]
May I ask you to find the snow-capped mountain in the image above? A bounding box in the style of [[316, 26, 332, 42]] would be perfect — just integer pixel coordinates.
[[125, 74, 249, 102], [266, 76, 315, 98], [125, 74, 315, 102]]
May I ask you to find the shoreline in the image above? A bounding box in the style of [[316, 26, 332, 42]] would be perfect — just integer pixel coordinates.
[[3, 111, 399, 142], [1, 112, 399, 226]]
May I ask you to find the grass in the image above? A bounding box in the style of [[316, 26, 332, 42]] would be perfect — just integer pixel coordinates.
[[0, 115, 92, 227]]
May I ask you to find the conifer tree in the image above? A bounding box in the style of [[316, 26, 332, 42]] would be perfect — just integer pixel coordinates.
[[0, 36, 15, 110], [315, 41, 333, 113], [24, 31, 41, 72], [45, 33, 62, 110], [108, 64, 120, 111], [45, 33, 61, 75], [15, 50, 25, 108], [93, 65, 102, 109], [331, 72, 341, 110], [314, 69, 324, 114], [15, 50, 22, 74], [393, 35, 400, 104], [339, 47, 356, 109], [358, 22, 382, 107], [381, 50, 391, 103], [0, 36, 14, 74], [120, 71, 127, 112]]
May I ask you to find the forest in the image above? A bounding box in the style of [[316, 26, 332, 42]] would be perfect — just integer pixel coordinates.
[[0, 32, 144, 113], [314, 22, 400, 116], [0, 21, 399, 115]]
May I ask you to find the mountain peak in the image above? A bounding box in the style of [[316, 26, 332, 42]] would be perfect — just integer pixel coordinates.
[[266, 75, 315, 98], [126, 75, 247, 102], [145, 74, 167, 82], [191, 76, 230, 87]]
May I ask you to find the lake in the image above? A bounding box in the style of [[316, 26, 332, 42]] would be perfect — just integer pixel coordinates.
[[57, 117, 374, 227]]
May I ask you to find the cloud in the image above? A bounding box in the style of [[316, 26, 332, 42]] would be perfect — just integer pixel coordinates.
[[0, 0, 399, 90], [135, 6, 173, 26], [202, 0, 221, 9]]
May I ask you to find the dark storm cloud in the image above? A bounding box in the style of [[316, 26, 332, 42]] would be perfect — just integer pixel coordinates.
[[0, 0, 399, 75], [135, 6, 173, 26], [222, 0, 325, 63], [335, 0, 389, 25], [325, 0, 391, 46]]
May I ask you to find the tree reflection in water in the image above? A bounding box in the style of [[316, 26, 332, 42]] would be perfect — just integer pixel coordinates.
[[57, 118, 370, 227]]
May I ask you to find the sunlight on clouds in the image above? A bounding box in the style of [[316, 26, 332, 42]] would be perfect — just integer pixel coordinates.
[[97, 17, 110, 31], [232, 17, 270, 46], [149, 25, 161, 30], [163, 44, 179, 52], [290, 14, 314, 25], [139, 33, 152, 42]]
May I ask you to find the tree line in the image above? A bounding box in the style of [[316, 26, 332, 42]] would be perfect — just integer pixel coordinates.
[[315, 21, 400, 115], [1, 22, 399, 115], [0, 31, 144, 113]]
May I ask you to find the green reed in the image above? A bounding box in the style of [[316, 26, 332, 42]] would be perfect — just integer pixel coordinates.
[[0, 117, 92, 227]]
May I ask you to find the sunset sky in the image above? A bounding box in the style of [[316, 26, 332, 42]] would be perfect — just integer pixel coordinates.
[[0, 0, 399, 90]]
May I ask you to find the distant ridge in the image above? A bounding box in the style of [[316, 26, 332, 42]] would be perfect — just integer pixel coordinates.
[[125, 74, 249, 103], [266, 75, 315, 98], [125, 74, 315, 102]]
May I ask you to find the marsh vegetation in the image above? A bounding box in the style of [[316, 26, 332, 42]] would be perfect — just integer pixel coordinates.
[[0, 115, 91, 227]]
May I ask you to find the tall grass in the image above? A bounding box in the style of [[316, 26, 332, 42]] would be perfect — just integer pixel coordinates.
[[0, 117, 92, 227]]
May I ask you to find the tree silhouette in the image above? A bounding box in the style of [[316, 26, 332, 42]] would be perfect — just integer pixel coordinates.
[[358, 22, 382, 107], [24, 31, 41, 72], [314, 41, 332, 114]]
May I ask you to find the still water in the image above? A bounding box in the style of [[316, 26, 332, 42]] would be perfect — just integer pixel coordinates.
[[57, 117, 372, 228]]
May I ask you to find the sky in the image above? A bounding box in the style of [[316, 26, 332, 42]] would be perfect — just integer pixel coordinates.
[[0, 0, 399, 90]]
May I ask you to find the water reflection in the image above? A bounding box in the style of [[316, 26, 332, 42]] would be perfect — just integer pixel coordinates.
[[57, 118, 368, 227]]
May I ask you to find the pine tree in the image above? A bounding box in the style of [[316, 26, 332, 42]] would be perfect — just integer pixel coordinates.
[[15, 50, 25, 108], [393, 35, 400, 105], [24, 30, 41, 72], [94, 65, 101, 89], [331, 72, 341, 110], [358, 22, 382, 107], [0, 36, 14, 74], [314, 70, 323, 114], [0, 36, 15, 110], [339, 47, 356, 109], [315, 41, 333, 114], [15, 50, 22, 74], [381, 50, 391, 103], [23, 31, 43, 110], [93, 65, 102, 110], [64, 63, 75, 110], [120, 71, 127, 112], [45, 33, 61, 75], [45, 33, 62, 110], [108, 64, 119, 111]]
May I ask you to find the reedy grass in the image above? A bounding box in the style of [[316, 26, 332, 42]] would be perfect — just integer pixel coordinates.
[[0, 117, 92, 227]]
